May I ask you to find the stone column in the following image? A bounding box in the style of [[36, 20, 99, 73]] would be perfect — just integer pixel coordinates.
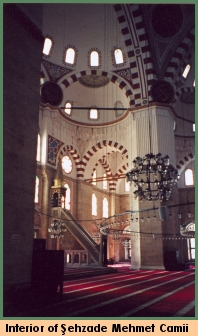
[[129, 104, 177, 269]]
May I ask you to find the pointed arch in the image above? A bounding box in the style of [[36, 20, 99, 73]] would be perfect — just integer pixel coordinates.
[[59, 70, 134, 107], [78, 140, 128, 179]]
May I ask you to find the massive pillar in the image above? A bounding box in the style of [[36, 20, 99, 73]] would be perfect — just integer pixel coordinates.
[[129, 104, 177, 269], [3, 4, 44, 293]]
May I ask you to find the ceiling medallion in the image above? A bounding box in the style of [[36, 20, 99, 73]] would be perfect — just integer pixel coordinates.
[[180, 91, 195, 104], [79, 75, 110, 88], [41, 81, 63, 106], [152, 4, 183, 39], [151, 80, 174, 104]]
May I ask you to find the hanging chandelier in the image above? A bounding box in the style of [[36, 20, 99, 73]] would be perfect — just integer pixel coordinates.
[[126, 153, 180, 201], [48, 219, 67, 238]]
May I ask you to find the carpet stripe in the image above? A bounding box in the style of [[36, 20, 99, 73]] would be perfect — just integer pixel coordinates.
[[63, 270, 158, 289], [67, 273, 193, 316], [64, 269, 154, 286], [121, 281, 195, 316], [173, 300, 195, 317], [63, 272, 168, 294], [65, 271, 183, 301]]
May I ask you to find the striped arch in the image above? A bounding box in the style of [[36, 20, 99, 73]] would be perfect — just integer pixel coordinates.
[[175, 86, 195, 102], [165, 28, 195, 95], [114, 4, 155, 106], [78, 140, 128, 179], [98, 158, 112, 177], [58, 144, 81, 172], [96, 159, 117, 192], [176, 152, 194, 171], [91, 158, 129, 192], [59, 69, 134, 107]]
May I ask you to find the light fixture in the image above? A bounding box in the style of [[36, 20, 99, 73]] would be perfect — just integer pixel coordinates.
[[126, 153, 180, 201], [48, 219, 67, 238]]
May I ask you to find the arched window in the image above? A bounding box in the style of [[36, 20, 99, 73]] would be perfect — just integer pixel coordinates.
[[36, 134, 40, 162], [188, 238, 195, 259], [185, 168, 194, 186], [103, 173, 107, 190], [65, 48, 75, 64], [64, 101, 72, 115], [67, 253, 72, 263], [125, 179, 130, 192], [182, 64, 191, 78], [114, 48, 124, 64], [74, 253, 79, 263], [92, 169, 97, 185], [90, 108, 98, 120], [43, 37, 52, 56], [34, 176, 39, 203], [92, 193, 97, 216], [64, 183, 71, 210], [103, 197, 108, 218], [90, 51, 99, 66]]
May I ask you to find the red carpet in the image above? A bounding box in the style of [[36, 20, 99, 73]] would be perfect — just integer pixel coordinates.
[[63, 270, 194, 317], [28, 267, 194, 317], [9, 267, 194, 317]]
